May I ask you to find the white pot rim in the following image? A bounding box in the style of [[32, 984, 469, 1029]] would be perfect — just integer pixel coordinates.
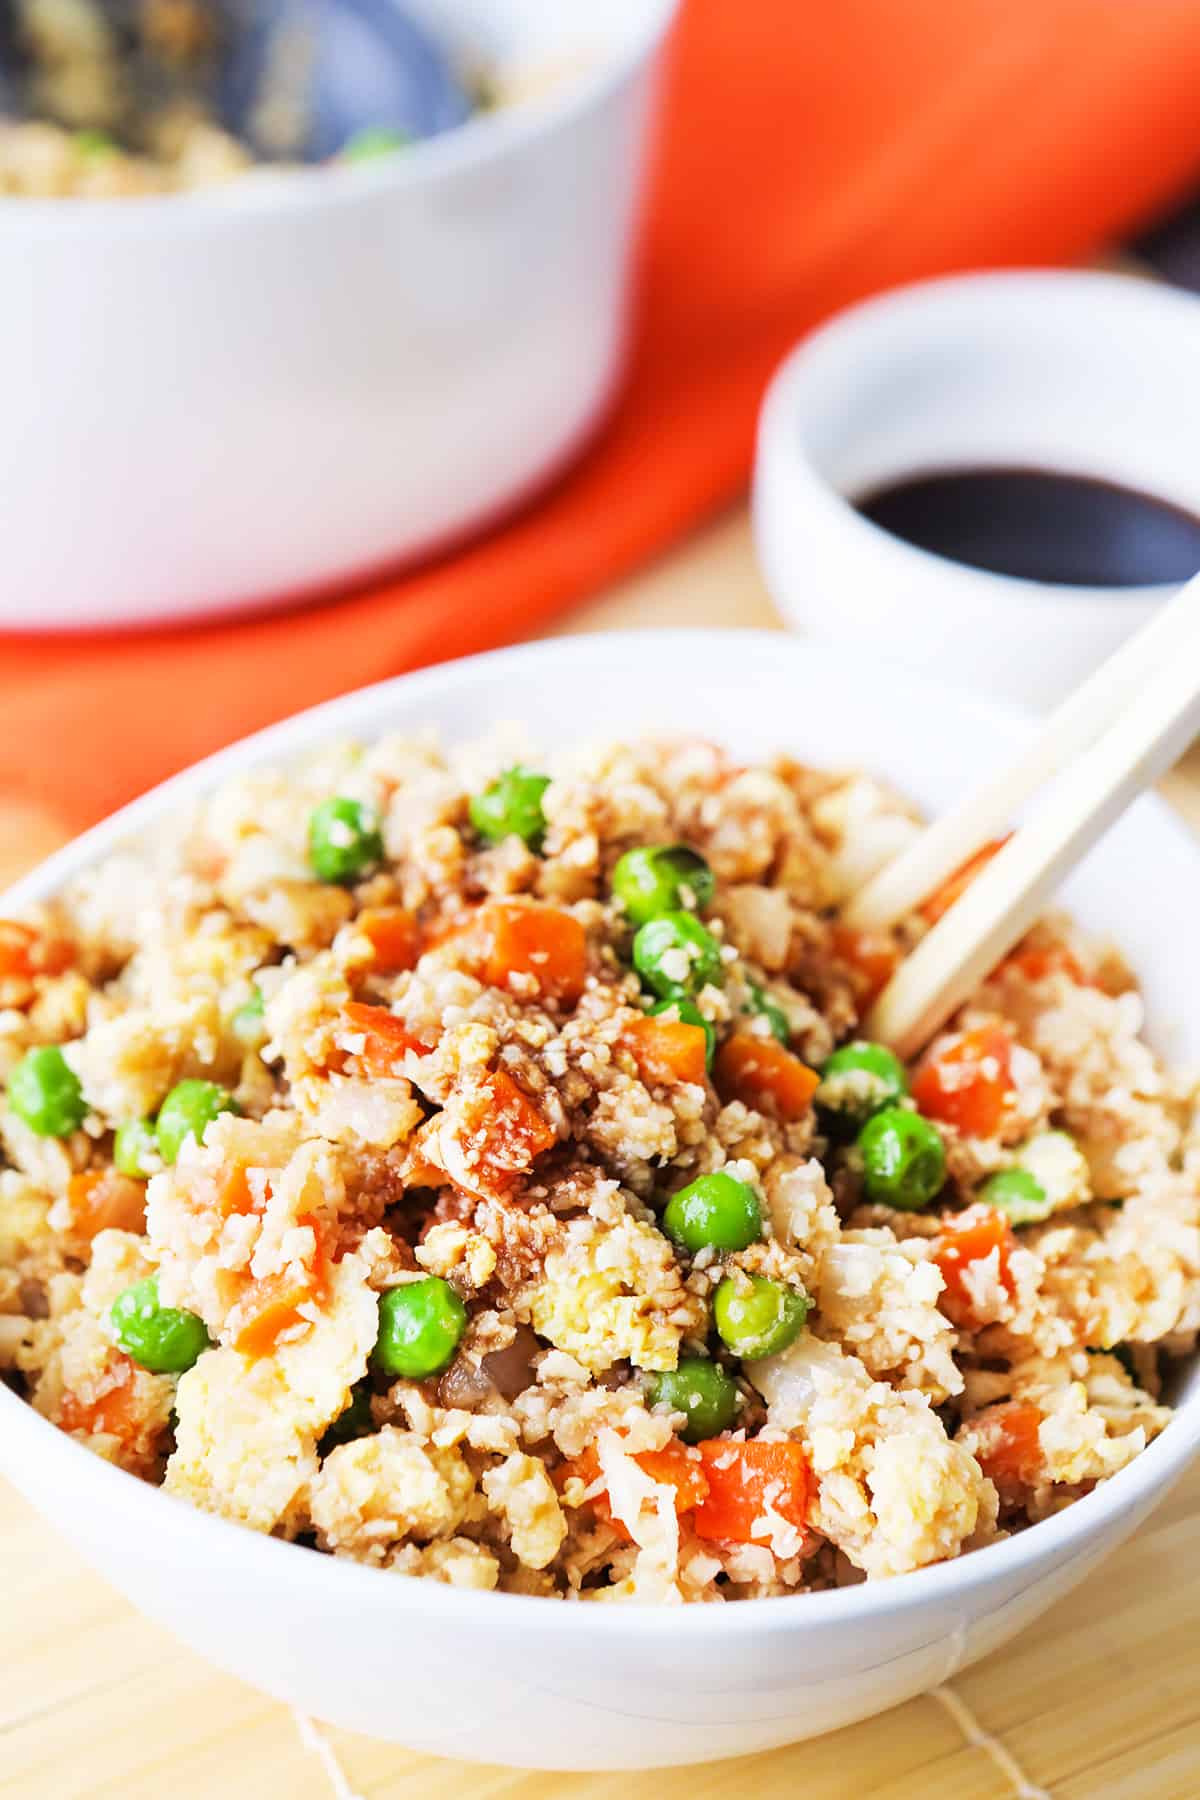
[[2, 0, 680, 235]]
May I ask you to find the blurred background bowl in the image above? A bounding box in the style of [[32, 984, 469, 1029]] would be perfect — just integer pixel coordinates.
[[0, 0, 678, 631]]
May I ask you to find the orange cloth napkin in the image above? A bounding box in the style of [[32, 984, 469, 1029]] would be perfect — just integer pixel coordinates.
[[8, 0, 1200, 837]]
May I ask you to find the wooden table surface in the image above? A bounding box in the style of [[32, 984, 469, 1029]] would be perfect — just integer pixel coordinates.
[[4, 511, 1200, 1800]]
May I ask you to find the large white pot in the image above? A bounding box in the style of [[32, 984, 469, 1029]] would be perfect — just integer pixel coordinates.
[[0, 1, 677, 629], [2, 632, 1198, 1768]]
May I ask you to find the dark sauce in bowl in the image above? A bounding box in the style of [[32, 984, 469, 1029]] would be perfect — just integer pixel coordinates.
[[856, 468, 1200, 587]]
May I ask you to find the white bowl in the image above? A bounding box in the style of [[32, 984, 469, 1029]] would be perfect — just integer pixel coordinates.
[[753, 271, 1200, 709], [2, 631, 1199, 1770], [0, 0, 677, 631]]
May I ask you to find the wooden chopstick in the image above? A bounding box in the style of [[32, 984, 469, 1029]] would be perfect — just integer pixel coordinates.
[[844, 572, 1200, 933], [862, 581, 1200, 1058]]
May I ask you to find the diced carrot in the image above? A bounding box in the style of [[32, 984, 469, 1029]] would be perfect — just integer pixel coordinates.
[[184, 1157, 261, 1220], [0, 919, 73, 980], [920, 836, 1012, 925], [912, 1024, 1015, 1138], [623, 1014, 709, 1087], [932, 1203, 1017, 1330], [453, 1069, 556, 1194], [343, 1000, 432, 1075], [553, 1446, 593, 1494], [999, 943, 1091, 987], [969, 1401, 1043, 1493], [67, 1169, 147, 1240], [0, 922, 36, 978], [355, 907, 420, 973], [219, 1162, 261, 1218], [830, 923, 899, 1005], [639, 1440, 711, 1512], [561, 1436, 810, 1548], [59, 1354, 135, 1437], [477, 901, 587, 1005], [557, 1440, 710, 1541], [228, 1271, 314, 1357], [227, 1218, 329, 1358], [715, 1035, 819, 1121], [58, 1353, 163, 1463], [439, 902, 587, 1005], [692, 1438, 811, 1543], [39, 935, 73, 975]]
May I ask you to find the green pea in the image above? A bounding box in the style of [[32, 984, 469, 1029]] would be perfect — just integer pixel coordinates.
[[318, 1381, 374, 1456], [633, 911, 724, 1000], [7, 1045, 86, 1138], [663, 1171, 762, 1254], [110, 1277, 210, 1374], [155, 1079, 240, 1165], [307, 796, 384, 884], [468, 766, 551, 848], [713, 1275, 809, 1360], [1005, 1129, 1089, 1217], [75, 128, 116, 158], [373, 1277, 467, 1379], [113, 1118, 158, 1179], [647, 1356, 739, 1443], [647, 997, 716, 1070], [746, 981, 790, 1046], [341, 125, 413, 161], [858, 1105, 945, 1211], [231, 988, 266, 1046], [979, 1167, 1050, 1226], [817, 1040, 909, 1132], [611, 844, 715, 926]]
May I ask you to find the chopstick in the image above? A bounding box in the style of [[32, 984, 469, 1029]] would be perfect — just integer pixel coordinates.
[[859, 574, 1200, 1059], [845, 573, 1200, 932]]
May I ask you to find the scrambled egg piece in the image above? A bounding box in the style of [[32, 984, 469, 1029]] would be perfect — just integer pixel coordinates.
[[481, 1452, 566, 1570], [528, 1211, 702, 1372], [751, 1333, 996, 1578], [165, 1247, 378, 1534], [67, 995, 232, 1126], [389, 1538, 500, 1589], [310, 1429, 477, 1560], [817, 1232, 961, 1404]]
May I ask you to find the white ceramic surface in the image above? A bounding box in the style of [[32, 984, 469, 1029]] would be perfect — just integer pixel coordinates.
[[3, 631, 1199, 1770], [753, 271, 1200, 710], [0, 0, 676, 631]]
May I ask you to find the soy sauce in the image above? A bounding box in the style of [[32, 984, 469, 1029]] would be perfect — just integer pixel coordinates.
[[855, 468, 1200, 587]]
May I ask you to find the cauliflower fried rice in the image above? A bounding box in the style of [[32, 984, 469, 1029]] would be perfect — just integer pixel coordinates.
[[2, 731, 1196, 1604]]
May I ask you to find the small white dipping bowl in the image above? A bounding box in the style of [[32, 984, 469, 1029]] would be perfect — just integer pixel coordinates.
[[753, 271, 1200, 709], [0, 0, 677, 631], [2, 632, 1199, 1769]]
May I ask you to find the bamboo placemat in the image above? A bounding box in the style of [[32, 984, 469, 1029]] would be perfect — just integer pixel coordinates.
[[4, 511, 1200, 1798]]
